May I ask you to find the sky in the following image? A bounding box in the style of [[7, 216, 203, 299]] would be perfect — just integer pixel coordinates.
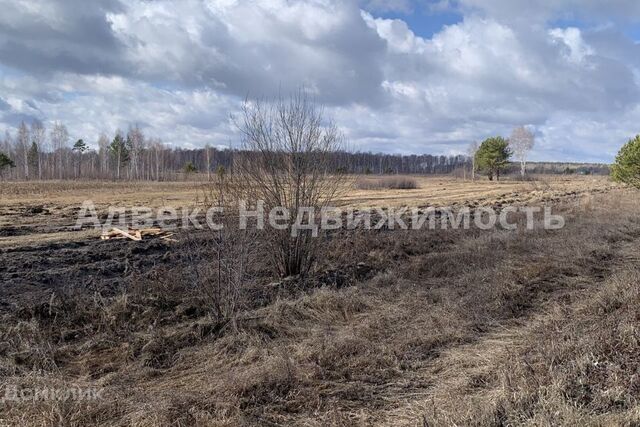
[[1, 0, 640, 162]]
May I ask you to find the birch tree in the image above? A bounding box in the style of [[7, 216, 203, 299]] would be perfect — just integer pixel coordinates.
[[17, 122, 30, 179], [467, 141, 479, 181], [97, 133, 110, 178], [205, 144, 212, 180], [126, 125, 145, 180], [50, 122, 69, 179], [30, 120, 46, 179], [150, 138, 164, 181], [509, 126, 535, 177]]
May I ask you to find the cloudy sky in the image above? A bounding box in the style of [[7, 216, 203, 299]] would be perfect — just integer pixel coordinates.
[[1, 0, 640, 162]]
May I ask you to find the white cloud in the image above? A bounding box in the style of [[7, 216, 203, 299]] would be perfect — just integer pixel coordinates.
[[1, 0, 640, 161], [106, 0, 386, 105], [549, 27, 594, 63], [362, 11, 428, 53]]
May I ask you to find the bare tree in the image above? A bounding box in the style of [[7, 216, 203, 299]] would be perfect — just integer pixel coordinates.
[[205, 144, 212, 181], [97, 133, 110, 178], [17, 122, 30, 179], [126, 125, 145, 180], [150, 138, 164, 181], [236, 91, 346, 277], [50, 122, 69, 179], [509, 126, 535, 177], [31, 120, 46, 179], [467, 141, 479, 181]]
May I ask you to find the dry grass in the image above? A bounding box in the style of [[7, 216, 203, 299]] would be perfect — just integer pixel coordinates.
[[0, 180, 206, 207], [0, 175, 618, 248], [0, 175, 616, 207], [355, 176, 419, 190], [0, 180, 639, 425], [343, 174, 617, 208], [418, 269, 640, 426]]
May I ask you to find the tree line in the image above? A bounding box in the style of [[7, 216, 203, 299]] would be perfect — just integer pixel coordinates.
[[0, 120, 468, 180], [0, 119, 617, 182]]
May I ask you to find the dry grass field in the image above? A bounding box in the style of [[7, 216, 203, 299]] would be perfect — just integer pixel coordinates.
[[343, 175, 615, 208], [0, 175, 617, 248], [1, 175, 639, 426]]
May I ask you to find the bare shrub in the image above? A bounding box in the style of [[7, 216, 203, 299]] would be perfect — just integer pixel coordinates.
[[355, 176, 418, 190], [235, 90, 347, 277], [187, 168, 259, 324]]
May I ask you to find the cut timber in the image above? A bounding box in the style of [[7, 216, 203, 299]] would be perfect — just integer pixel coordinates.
[[159, 233, 178, 242], [139, 228, 163, 236], [100, 227, 173, 242], [101, 227, 142, 241]]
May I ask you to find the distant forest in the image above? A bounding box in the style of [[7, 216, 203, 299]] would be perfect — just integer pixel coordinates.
[[0, 122, 609, 180]]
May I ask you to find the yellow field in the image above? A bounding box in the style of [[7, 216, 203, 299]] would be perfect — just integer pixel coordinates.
[[342, 175, 615, 208]]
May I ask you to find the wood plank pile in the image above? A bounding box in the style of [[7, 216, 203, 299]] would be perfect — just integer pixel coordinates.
[[100, 227, 177, 242]]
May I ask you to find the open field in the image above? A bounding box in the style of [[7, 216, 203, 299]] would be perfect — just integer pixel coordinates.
[[2, 175, 639, 425], [343, 175, 616, 208], [0, 175, 618, 248]]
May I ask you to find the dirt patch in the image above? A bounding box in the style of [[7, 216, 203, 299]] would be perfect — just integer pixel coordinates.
[[0, 233, 192, 311]]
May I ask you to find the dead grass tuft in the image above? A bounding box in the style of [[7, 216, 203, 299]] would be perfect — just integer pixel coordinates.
[[355, 176, 419, 190]]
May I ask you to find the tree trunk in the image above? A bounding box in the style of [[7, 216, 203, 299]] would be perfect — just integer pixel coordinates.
[[206, 147, 211, 181], [471, 158, 475, 181]]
